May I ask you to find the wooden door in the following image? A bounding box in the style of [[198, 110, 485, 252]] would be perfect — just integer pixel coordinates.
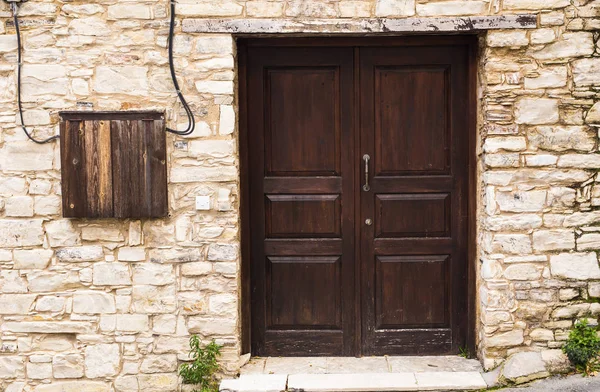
[[359, 45, 470, 355], [246, 46, 357, 356], [242, 38, 473, 357]]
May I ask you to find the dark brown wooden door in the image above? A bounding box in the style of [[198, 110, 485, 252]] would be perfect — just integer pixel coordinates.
[[359, 45, 470, 355], [243, 38, 472, 357]]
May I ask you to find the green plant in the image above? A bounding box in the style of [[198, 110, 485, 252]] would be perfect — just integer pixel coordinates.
[[179, 336, 222, 392], [563, 319, 600, 375], [459, 346, 469, 359]]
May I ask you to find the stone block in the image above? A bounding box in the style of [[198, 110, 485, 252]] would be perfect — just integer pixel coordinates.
[[34, 195, 61, 216], [53, 354, 84, 379], [177, 2, 243, 16], [219, 105, 236, 135], [140, 354, 177, 373], [0, 35, 17, 52], [573, 58, 600, 86], [85, 344, 120, 378], [483, 136, 527, 153], [0, 294, 36, 314], [35, 296, 66, 312], [196, 36, 234, 55], [524, 67, 567, 89], [81, 226, 124, 242], [209, 293, 237, 316], [189, 140, 235, 158], [188, 316, 236, 335], [94, 66, 148, 94], [487, 31, 529, 47], [73, 291, 116, 314], [504, 264, 542, 281], [492, 234, 532, 255], [529, 32, 595, 60], [0, 356, 24, 378], [132, 285, 177, 314], [45, 220, 81, 247], [541, 349, 570, 373], [339, 1, 372, 17], [496, 190, 547, 213], [530, 28, 556, 44], [515, 98, 559, 125], [107, 4, 152, 19], [501, 352, 549, 384], [504, 0, 569, 10], [577, 233, 600, 251], [132, 263, 174, 285], [57, 246, 104, 262], [558, 154, 600, 168], [195, 80, 234, 95], [27, 361, 52, 379], [246, 1, 285, 17], [116, 314, 149, 332], [152, 315, 177, 335], [532, 230, 575, 252], [170, 166, 238, 183], [208, 244, 238, 261], [118, 247, 146, 262], [417, 1, 488, 15], [0, 219, 44, 248], [528, 126, 595, 152], [34, 381, 110, 392], [0, 177, 27, 197], [92, 262, 131, 286], [0, 270, 27, 293], [375, 0, 415, 16], [181, 262, 213, 276], [487, 329, 524, 348], [2, 321, 93, 334], [550, 252, 600, 280]]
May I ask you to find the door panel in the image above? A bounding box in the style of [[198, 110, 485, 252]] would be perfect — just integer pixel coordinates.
[[244, 38, 472, 357], [360, 45, 470, 355], [247, 46, 356, 356]]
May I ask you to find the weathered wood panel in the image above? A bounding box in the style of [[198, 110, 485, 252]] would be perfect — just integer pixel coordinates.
[[59, 111, 167, 219]]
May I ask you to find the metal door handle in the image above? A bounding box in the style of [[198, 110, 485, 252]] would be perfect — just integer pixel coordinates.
[[363, 154, 370, 192]]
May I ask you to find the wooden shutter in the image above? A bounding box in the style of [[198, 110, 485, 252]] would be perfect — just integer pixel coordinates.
[[59, 111, 167, 218]]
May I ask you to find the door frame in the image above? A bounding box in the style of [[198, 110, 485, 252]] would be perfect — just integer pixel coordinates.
[[238, 35, 479, 357]]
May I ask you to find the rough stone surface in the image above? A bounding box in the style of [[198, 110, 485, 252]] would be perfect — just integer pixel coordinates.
[[0, 1, 597, 390], [502, 352, 549, 384]]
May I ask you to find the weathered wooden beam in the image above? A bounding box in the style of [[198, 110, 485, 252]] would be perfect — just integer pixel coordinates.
[[182, 15, 537, 34]]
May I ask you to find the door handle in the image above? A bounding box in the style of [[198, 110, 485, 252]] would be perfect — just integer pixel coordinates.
[[362, 154, 370, 192]]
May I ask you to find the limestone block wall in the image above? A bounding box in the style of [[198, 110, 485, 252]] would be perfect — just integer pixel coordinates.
[[0, 0, 597, 391]]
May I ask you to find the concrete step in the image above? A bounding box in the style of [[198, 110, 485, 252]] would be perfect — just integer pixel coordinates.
[[220, 372, 488, 392]]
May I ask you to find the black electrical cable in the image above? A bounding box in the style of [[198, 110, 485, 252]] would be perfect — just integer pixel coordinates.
[[11, 1, 59, 144], [166, 0, 195, 135]]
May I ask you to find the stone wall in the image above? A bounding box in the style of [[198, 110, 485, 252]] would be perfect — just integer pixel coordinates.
[[0, 0, 598, 391]]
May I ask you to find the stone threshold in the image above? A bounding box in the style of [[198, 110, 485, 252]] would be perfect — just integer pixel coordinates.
[[183, 15, 537, 34], [221, 356, 489, 392]]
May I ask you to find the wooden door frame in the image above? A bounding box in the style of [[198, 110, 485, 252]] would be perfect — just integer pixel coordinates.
[[238, 35, 479, 357]]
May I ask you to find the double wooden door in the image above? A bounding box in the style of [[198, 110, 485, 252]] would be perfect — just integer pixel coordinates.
[[242, 37, 473, 357]]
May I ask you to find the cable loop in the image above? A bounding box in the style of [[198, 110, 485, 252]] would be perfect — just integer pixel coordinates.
[[166, 0, 195, 136], [12, 2, 59, 144]]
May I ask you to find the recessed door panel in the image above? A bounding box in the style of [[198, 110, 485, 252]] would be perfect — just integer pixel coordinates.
[[375, 67, 450, 176], [266, 194, 341, 238], [267, 256, 341, 328], [266, 68, 340, 176], [375, 194, 450, 238], [376, 255, 449, 328]]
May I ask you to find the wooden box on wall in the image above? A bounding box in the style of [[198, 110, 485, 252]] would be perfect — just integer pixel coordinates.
[[59, 111, 168, 219]]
